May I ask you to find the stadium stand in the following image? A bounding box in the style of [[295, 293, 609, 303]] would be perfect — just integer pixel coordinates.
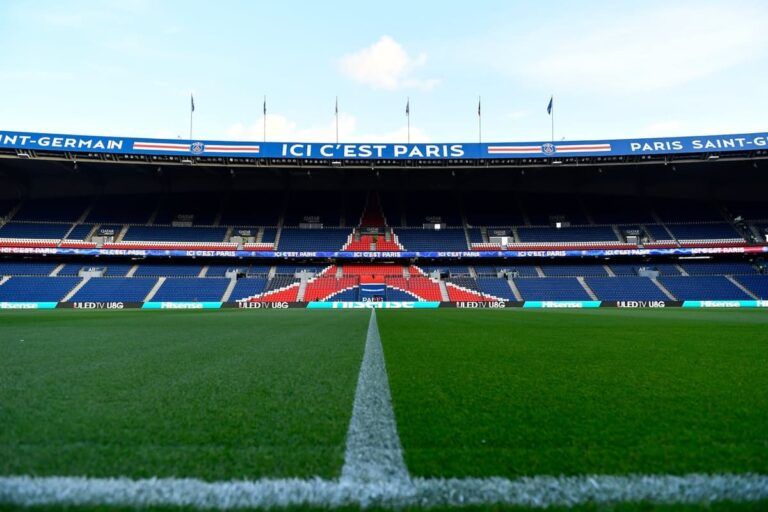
[[585, 277, 669, 301], [70, 278, 158, 302], [540, 264, 609, 277], [151, 278, 229, 302], [133, 264, 202, 277], [514, 278, 592, 301], [228, 278, 269, 301], [277, 228, 351, 252], [658, 276, 753, 300], [0, 261, 58, 276], [0, 277, 80, 302], [476, 277, 517, 301], [735, 275, 768, 299], [394, 229, 468, 251]]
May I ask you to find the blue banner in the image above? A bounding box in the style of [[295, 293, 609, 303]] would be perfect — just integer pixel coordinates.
[[1, 245, 765, 260], [1, 130, 766, 160]]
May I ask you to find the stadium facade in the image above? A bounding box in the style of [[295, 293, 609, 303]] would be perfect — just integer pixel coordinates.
[[1, 129, 767, 309]]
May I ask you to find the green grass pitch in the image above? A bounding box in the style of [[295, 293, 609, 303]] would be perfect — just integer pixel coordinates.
[[1, 308, 767, 511], [377, 309, 768, 478], [0, 310, 370, 480]]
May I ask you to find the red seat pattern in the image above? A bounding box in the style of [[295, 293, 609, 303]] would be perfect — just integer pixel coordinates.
[[445, 282, 502, 301], [304, 276, 358, 301], [244, 283, 300, 302], [343, 235, 375, 251], [385, 276, 443, 301], [343, 265, 404, 276]]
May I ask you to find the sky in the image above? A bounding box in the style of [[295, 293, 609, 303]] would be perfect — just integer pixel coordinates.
[[1, 0, 767, 143]]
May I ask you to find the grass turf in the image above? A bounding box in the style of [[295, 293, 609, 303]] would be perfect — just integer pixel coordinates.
[[377, 308, 768, 478], [0, 310, 369, 481]]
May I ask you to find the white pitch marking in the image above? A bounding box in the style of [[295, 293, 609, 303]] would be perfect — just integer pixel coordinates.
[[2, 311, 768, 508], [340, 310, 410, 487]]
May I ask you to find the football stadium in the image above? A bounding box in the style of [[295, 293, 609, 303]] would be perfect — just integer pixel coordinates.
[[1, 130, 767, 511], [2, 1, 768, 510]]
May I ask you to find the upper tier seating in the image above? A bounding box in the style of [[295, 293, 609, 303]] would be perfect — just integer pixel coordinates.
[[277, 229, 351, 252], [0, 222, 70, 239], [585, 277, 668, 301], [122, 226, 227, 242], [517, 226, 619, 243], [229, 278, 269, 300], [283, 191, 345, 227], [659, 276, 752, 300], [462, 192, 526, 226], [653, 200, 724, 223], [13, 199, 87, 222], [521, 194, 588, 225], [514, 278, 591, 301], [86, 196, 156, 224], [151, 278, 229, 302], [476, 278, 517, 301], [220, 193, 282, 226], [394, 229, 468, 251], [644, 225, 675, 242], [65, 224, 94, 240], [154, 194, 219, 225], [726, 202, 768, 221], [402, 191, 463, 227], [587, 197, 655, 224], [735, 275, 768, 299], [70, 278, 157, 302], [0, 261, 58, 276], [666, 223, 742, 242], [0, 277, 80, 301]]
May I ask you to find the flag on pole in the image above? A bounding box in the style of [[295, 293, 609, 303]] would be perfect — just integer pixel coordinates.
[[263, 96, 266, 116], [335, 96, 338, 115], [478, 97, 481, 117], [547, 96, 553, 115], [405, 98, 410, 116], [191, 94, 195, 113]]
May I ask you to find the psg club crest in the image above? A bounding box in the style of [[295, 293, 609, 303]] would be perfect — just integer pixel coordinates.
[[541, 143, 556, 155], [191, 142, 205, 154]]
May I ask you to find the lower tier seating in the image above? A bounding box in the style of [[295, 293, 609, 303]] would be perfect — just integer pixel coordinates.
[[585, 277, 668, 301], [514, 278, 591, 301], [0, 277, 80, 302], [150, 278, 230, 302], [71, 278, 158, 302], [659, 276, 752, 300]]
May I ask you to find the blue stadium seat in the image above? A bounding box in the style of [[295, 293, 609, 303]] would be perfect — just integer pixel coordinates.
[[133, 264, 202, 277], [151, 278, 229, 302], [229, 278, 268, 300], [681, 262, 757, 275], [735, 275, 768, 299], [0, 222, 70, 239], [394, 229, 468, 251], [0, 277, 80, 301], [585, 277, 668, 301], [514, 278, 591, 301], [541, 264, 608, 277], [517, 226, 618, 243], [477, 278, 516, 301], [0, 261, 58, 276], [71, 278, 157, 302], [123, 226, 227, 242], [277, 229, 351, 252], [659, 276, 752, 300]]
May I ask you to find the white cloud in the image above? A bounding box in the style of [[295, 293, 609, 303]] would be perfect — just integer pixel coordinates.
[[485, 2, 768, 93], [339, 36, 439, 91], [226, 112, 430, 143]]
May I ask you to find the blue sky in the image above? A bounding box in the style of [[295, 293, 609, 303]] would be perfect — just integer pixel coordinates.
[[1, 0, 767, 143]]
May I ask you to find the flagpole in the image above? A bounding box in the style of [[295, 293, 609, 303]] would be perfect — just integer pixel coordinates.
[[406, 97, 410, 144], [550, 94, 554, 143], [263, 95, 266, 143], [478, 96, 482, 145], [189, 94, 194, 140], [335, 96, 339, 144]]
